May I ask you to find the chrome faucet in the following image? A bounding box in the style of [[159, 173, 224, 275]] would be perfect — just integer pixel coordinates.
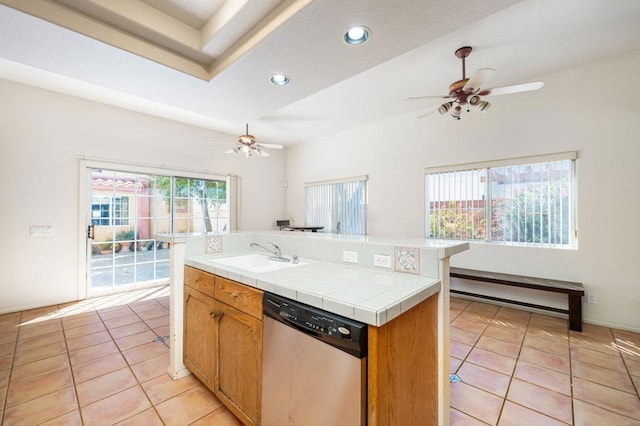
[[250, 242, 290, 262]]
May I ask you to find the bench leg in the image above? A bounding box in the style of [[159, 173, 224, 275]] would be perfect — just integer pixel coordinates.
[[568, 294, 582, 332]]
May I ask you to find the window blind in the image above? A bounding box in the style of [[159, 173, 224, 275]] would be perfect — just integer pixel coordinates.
[[426, 155, 576, 247], [305, 176, 367, 234]]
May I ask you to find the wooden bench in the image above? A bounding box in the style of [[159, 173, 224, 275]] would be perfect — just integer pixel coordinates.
[[450, 267, 585, 332]]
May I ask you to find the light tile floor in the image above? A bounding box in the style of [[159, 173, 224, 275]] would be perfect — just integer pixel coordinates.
[[1, 289, 638, 425], [450, 297, 640, 425], [0, 286, 241, 425]]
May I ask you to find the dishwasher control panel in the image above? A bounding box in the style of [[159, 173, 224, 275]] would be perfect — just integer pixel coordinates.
[[263, 293, 368, 358]]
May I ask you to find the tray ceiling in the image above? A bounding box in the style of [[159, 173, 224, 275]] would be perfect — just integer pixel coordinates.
[[1, 0, 640, 145]]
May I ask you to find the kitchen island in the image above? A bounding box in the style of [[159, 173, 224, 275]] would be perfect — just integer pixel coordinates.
[[160, 231, 468, 426]]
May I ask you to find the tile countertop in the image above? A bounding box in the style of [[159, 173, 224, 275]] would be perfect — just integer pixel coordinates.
[[185, 250, 441, 327]]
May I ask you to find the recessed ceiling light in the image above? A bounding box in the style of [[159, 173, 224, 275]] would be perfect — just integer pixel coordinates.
[[344, 26, 370, 45], [270, 74, 290, 86]]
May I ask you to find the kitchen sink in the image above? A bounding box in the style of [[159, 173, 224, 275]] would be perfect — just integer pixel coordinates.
[[210, 254, 306, 273]]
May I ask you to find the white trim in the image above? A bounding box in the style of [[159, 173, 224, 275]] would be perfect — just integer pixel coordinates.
[[77, 161, 89, 301], [228, 175, 239, 231], [304, 174, 368, 187], [424, 151, 577, 174], [78, 156, 228, 182]]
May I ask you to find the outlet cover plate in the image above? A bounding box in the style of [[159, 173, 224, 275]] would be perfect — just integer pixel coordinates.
[[373, 254, 392, 268], [343, 250, 358, 263]]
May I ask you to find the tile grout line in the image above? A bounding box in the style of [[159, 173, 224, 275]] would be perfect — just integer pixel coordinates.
[[56, 302, 85, 426], [493, 305, 526, 425], [123, 297, 222, 425], [569, 327, 640, 422], [615, 332, 640, 397], [8, 306, 80, 425], [452, 302, 578, 424], [1, 312, 22, 422], [450, 302, 499, 424], [97, 298, 167, 425], [565, 317, 575, 425]]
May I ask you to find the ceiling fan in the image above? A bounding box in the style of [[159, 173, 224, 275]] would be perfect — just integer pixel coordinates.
[[409, 46, 544, 120], [224, 124, 283, 158]]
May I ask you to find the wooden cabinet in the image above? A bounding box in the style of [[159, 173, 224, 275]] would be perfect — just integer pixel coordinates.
[[215, 301, 263, 425], [183, 285, 216, 389], [184, 265, 441, 425], [184, 266, 263, 426], [184, 266, 215, 296], [367, 294, 438, 425]]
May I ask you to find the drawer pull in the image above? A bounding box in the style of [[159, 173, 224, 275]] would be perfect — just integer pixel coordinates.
[[232, 292, 239, 298]]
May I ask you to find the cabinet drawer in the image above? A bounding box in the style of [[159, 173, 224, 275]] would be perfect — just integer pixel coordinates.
[[184, 266, 215, 296], [215, 277, 263, 320]]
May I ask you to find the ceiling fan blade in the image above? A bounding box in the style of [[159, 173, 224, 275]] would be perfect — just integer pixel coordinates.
[[407, 94, 453, 101], [256, 143, 283, 149], [258, 150, 270, 157], [224, 149, 236, 154], [480, 81, 544, 97], [463, 68, 495, 93], [417, 109, 437, 119]]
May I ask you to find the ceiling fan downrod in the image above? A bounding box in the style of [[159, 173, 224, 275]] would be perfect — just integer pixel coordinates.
[[455, 46, 472, 80]]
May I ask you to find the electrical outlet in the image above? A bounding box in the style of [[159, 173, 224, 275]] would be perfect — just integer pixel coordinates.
[[373, 254, 392, 268], [587, 292, 597, 304], [343, 250, 358, 263]]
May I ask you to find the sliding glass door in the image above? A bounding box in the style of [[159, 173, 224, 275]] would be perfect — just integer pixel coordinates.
[[86, 168, 228, 295]]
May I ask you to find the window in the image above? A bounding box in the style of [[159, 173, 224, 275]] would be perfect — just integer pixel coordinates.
[[426, 152, 576, 247], [91, 195, 129, 226], [305, 176, 368, 235], [173, 177, 228, 233], [88, 168, 231, 295]]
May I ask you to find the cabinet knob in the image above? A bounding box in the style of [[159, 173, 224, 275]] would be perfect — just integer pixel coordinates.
[[209, 310, 224, 320]]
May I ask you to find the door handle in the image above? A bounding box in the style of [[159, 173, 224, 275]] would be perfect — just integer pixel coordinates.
[[87, 224, 95, 240]]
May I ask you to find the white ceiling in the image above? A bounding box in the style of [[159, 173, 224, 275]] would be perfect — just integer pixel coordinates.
[[1, 0, 640, 146]]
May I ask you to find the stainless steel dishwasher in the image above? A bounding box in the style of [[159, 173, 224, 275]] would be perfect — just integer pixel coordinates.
[[261, 293, 368, 426]]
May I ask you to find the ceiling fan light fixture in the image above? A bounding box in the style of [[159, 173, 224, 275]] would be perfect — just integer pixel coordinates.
[[468, 95, 481, 106], [344, 26, 370, 45], [451, 105, 462, 120], [438, 101, 453, 115], [270, 74, 290, 86], [477, 101, 491, 112]]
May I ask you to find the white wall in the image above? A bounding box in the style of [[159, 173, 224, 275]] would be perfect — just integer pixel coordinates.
[[0, 79, 286, 313], [286, 50, 640, 331]]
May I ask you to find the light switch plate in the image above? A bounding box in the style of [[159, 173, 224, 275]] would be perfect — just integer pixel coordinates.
[[30, 226, 53, 237]]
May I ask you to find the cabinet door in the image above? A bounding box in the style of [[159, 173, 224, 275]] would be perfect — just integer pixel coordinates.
[[183, 286, 216, 390], [215, 302, 263, 426]]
